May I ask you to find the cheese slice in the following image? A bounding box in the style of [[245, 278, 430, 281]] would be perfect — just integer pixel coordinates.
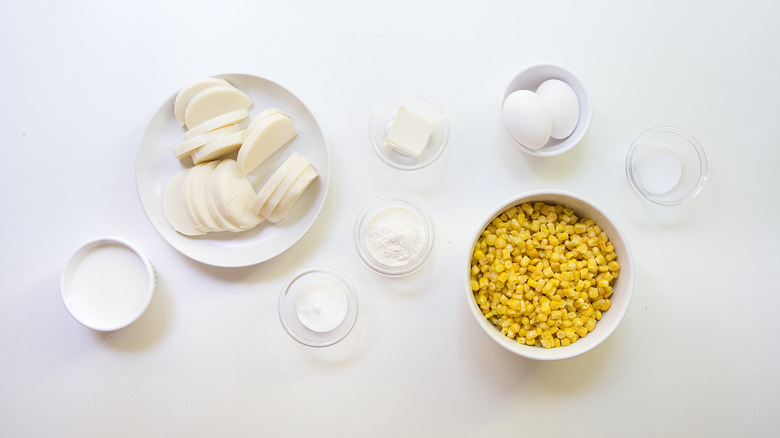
[[247, 108, 287, 135], [183, 162, 221, 233], [174, 77, 230, 127], [257, 154, 310, 219], [250, 152, 307, 215], [205, 188, 242, 233], [184, 109, 249, 140], [237, 113, 297, 175], [206, 159, 264, 231], [173, 123, 241, 159], [191, 129, 247, 165], [163, 169, 205, 236], [268, 166, 319, 223], [184, 85, 253, 129]]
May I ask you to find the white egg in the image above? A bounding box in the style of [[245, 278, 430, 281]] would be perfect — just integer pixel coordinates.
[[502, 90, 552, 149], [536, 79, 579, 140]]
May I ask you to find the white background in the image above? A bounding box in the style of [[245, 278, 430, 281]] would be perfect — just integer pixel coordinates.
[[2, 1, 779, 436]]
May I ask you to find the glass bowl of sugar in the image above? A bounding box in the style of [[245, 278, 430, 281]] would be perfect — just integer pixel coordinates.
[[354, 194, 434, 276], [626, 126, 708, 206], [279, 266, 359, 348]]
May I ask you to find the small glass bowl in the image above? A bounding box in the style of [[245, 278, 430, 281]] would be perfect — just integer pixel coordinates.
[[279, 266, 359, 348], [354, 195, 434, 276], [369, 91, 449, 171], [626, 126, 708, 206]]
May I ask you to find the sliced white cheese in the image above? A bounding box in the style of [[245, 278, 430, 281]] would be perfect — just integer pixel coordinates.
[[205, 190, 242, 233], [163, 169, 205, 236], [206, 159, 264, 231], [268, 166, 319, 223], [183, 162, 221, 233], [247, 108, 287, 135], [184, 85, 253, 129], [173, 77, 230, 127], [184, 109, 249, 140], [257, 154, 310, 219], [237, 113, 297, 175], [191, 129, 247, 165], [384, 106, 434, 158], [173, 123, 241, 160], [250, 152, 307, 215]]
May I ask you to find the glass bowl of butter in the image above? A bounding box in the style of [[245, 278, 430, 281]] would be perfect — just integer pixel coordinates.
[[369, 91, 449, 171]]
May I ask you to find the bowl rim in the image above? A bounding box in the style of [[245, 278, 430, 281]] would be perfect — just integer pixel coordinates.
[[60, 236, 156, 331], [625, 125, 708, 206], [500, 63, 593, 157], [465, 190, 635, 360]]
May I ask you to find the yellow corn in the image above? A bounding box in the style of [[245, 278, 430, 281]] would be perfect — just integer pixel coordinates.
[[471, 201, 620, 349]]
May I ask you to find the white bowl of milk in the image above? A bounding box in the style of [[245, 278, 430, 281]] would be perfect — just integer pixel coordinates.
[[61, 237, 156, 331]]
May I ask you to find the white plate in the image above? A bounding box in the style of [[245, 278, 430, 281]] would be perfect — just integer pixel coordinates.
[[136, 74, 330, 267]]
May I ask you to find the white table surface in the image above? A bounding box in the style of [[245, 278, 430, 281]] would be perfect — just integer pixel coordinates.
[[3, 1, 779, 436]]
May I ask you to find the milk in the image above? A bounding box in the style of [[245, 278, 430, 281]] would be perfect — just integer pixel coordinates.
[[66, 243, 151, 327]]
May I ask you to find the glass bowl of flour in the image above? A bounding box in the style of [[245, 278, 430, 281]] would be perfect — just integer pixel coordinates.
[[354, 195, 434, 276]]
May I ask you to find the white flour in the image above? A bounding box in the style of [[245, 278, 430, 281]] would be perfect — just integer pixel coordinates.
[[366, 207, 425, 267]]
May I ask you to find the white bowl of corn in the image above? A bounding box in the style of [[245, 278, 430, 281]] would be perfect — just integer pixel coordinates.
[[466, 190, 634, 360]]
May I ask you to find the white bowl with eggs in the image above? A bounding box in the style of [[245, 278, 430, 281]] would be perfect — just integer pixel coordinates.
[[501, 64, 592, 157], [465, 190, 634, 360]]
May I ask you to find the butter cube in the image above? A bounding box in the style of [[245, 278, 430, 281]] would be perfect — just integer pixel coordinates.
[[384, 106, 434, 158]]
